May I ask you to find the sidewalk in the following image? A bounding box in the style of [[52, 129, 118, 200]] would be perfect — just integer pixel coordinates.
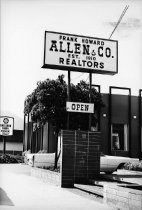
[[0, 164, 115, 210]]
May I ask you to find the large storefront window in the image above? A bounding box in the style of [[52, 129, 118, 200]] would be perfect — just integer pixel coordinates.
[[111, 123, 129, 151]]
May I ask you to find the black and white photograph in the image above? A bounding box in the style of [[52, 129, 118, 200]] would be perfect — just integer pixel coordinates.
[[0, 0, 142, 209]]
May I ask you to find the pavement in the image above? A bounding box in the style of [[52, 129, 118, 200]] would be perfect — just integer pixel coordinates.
[[0, 164, 116, 210]]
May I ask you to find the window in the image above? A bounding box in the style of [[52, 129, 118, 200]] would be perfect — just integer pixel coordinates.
[[111, 123, 129, 151]]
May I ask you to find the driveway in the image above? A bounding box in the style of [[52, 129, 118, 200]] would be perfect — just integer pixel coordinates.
[[101, 169, 142, 185]]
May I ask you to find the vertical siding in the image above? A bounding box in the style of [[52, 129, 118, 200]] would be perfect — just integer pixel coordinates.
[[100, 94, 109, 154], [48, 125, 56, 153], [111, 95, 129, 123], [43, 123, 49, 151], [24, 123, 28, 151], [130, 96, 139, 158], [27, 122, 33, 150]]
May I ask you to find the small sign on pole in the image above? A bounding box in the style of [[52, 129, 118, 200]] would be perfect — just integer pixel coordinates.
[[0, 116, 14, 136], [66, 101, 94, 113]]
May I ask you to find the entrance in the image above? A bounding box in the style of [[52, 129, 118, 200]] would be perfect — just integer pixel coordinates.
[[111, 123, 129, 155], [109, 86, 131, 156]]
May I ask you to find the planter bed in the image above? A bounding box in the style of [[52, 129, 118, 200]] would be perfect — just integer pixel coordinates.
[[31, 167, 61, 186], [25, 153, 56, 167], [103, 183, 142, 210]]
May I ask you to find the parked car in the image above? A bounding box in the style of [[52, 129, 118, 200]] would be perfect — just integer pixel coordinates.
[[100, 153, 139, 174]]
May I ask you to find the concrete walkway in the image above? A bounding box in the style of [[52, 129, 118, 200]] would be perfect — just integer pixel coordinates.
[[0, 164, 115, 210]]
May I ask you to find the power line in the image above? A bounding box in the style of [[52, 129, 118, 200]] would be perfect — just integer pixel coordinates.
[[109, 5, 129, 39], [71, 73, 84, 82]]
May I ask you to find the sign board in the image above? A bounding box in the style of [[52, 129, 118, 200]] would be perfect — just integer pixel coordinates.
[[0, 116, 14, 136], [42, 31, 118, 75], [66, 101, 94, 113]]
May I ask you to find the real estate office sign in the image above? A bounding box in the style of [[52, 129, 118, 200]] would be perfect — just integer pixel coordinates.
[[42, 31, 118, 75], [0, 116, 14, 136]]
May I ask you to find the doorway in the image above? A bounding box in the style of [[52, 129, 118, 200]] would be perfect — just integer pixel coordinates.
[[111, 123, 129, 153]]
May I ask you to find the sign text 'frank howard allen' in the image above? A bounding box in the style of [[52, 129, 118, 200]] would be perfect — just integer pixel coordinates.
[[0, 116, 14, 136], [66, 102, 94, 113], [42, 31, 118, 75]]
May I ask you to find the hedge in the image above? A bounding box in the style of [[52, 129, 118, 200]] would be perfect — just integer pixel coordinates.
[[0, 153, 24, 163]]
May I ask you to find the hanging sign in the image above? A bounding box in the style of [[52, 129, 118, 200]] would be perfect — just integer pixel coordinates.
[[66, 102, 94, 113], [42, 31, 118, 75], [0, 116, 14, 136]]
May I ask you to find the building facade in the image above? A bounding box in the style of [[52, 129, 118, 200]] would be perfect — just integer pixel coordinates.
[[100, 87, 142, 159], [23, 86, 142, 159]]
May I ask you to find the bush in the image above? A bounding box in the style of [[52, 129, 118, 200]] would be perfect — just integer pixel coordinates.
[[37, 150, 48, 154], [37, 165, 60, 173], [124, 161, 142, 171], [0, 153, 24, 163], [22, 150, 31, 164]]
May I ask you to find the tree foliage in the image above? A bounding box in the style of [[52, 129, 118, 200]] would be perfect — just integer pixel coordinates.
[[24, 75, 104, 131]]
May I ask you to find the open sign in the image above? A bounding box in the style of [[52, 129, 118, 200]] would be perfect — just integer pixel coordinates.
[[66, 102, 94, 113]]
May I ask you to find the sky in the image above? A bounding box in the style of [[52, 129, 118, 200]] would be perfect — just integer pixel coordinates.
[[0, 0, 142, 130]]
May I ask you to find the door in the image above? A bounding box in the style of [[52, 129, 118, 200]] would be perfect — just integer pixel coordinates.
[[111, 123, 129, 154]]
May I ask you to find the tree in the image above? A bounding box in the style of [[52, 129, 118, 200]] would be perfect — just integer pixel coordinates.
[[24, 75, 67, 129], [24, 75, 104, 167], [24, 75, 104, 129]]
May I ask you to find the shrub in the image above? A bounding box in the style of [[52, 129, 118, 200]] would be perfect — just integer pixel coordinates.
[[37, 165, 60, 172], [37, 150, 48, 154], [22, 150, 31, 164], [0, 153, 24, 163], [124, 161, 142, 171]]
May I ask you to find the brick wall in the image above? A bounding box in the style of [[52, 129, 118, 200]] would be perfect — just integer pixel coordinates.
[[60, 130, 101, 188], [60, 130, 75, 188]]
